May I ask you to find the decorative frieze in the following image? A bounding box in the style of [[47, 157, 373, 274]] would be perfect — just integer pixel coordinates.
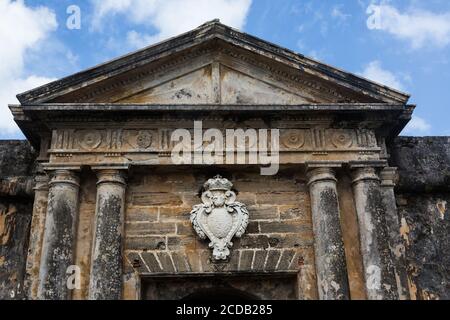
[[48, 128, 380, 154]]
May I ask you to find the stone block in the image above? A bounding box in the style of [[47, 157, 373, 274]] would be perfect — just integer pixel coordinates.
[[126, 222, 176, 236], [167, 235, 197, 250], [125, 251, 149, 274], [256, 192, 301, 205], [157, 252, 175, 272], [159, 206, 191, 221], [125, 206, 158, 222], [277, 249, 296, 271], [238, 250, 254, 271], [236, 235, 269, 249], [248, 205, 279, 220], [266, 233, 314, 248], [131, 192, 182, 206], [246, 221, 259, 234], [141, 252, 163, 273], [279, 205, 311, 221], [252, 250, 268, 271], [259, 221, 311, 234], [265, 250, 281, 271], [124, 236, 166, 251], [176, 221, 195, 235], [171, 251, 190, 272]]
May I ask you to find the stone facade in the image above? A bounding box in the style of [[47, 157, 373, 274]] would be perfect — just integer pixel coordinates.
[[0, 141, 35, 300], [0, 21, 448, 300]]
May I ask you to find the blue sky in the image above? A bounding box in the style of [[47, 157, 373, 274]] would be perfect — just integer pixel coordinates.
[[1, 0, 450, 139]]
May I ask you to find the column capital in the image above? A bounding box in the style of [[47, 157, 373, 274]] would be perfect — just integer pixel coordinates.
[[48, 169, 80, 188], [306, 167, 337, 186], [380, 167, 398, 187], [351, 167, 380, 184], [34, 173, 49, 192], [94, 169, 127, 186]]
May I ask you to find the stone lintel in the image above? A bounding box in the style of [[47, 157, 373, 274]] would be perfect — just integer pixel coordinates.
[[306, 161, 343, 169], [348, 160, 387, 169], [91, 164, 130, 171], [42, 164, 81, 172]]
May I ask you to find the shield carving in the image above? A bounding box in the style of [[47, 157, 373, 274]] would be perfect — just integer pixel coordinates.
[[190, 175, 249, 261]]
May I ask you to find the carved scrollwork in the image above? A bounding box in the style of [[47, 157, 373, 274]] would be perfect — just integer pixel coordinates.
[[190, 175, 249, 261]]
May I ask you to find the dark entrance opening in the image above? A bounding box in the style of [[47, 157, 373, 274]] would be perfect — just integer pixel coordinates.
[[141, 274, 297, 300], [182, 287, 260, 301]]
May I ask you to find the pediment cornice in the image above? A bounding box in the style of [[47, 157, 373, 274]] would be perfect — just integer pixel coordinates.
[[16, 20, 410, 105]]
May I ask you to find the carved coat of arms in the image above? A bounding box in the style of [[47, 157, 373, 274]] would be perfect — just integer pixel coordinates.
[[190, 175, 249, 261]]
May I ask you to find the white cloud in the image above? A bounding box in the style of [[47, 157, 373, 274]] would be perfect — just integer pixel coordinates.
[[360, 60, 404, 91], [331, 5, 351, 22], [91, 0, 252, 47], [126, 30, 158, 49], [402, 116, 432, 136], [0, 0, 57, 135], [369, 4, 450, 49]]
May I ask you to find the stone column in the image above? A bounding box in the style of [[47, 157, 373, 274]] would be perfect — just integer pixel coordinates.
[[24, 173, 49, 299], [38, 169, 80, 300], [307, 166, 350, 300], [89, 169, 127, 300], [380, 168, 410, 300], [351, 167, 398, 300]]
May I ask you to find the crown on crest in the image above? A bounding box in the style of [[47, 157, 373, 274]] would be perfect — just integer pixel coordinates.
[[204, 175, 233, 191]]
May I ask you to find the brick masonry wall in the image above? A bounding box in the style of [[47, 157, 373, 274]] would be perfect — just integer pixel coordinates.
[[122, 166, 316, 299]]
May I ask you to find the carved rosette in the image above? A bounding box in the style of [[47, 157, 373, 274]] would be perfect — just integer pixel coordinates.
[[136, 131, 153, 149], [282, 129, 305, 149], [77, 130, 102, 150], [190, 175, 249, 261], [331, 130, 353, 148]]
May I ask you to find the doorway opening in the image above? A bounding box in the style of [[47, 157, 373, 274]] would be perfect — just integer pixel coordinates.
[[141, 274, 297, 300]]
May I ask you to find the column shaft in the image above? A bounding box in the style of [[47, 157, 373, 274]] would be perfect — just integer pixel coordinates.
[[307, 167, 350, 300], [89, 169, 127, 300], [24, 173, 49, 299], [380, 168, 410, 300], [38, 169, 80, 300], [351, 167, 398, 300]]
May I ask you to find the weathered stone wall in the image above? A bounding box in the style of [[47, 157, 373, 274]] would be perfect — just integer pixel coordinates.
[[1, 137, 449, 300], [0, 141, 36, 300], [121, 166, 317, 300], [390, 137, 450, 300]]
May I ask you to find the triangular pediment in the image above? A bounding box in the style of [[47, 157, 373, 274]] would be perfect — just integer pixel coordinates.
[[110, 60, 314, 105], [17, 20, 410, 105]]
